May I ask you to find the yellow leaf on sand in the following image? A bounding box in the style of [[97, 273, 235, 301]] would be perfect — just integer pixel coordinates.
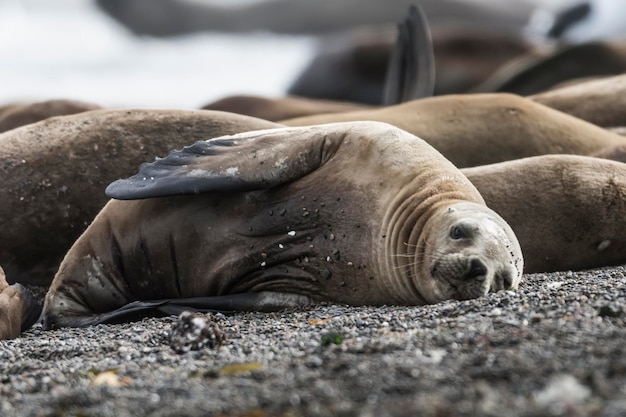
[[308, 317, 331, 325], [220, 362, 263, 375], [91, 370, 132, 387]]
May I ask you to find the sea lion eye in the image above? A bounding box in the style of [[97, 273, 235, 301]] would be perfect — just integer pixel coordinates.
[[450, 225, 466, 240]]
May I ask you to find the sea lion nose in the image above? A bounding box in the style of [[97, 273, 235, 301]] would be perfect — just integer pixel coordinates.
[[465, 258, 488, 281]]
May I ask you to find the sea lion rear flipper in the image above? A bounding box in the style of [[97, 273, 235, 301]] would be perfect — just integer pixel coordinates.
[[106, 125, 349, 200], [150, 292, 311, 317], [0, 283, 42, 339], [46, 292, 312, 326], [382, 4, 435, 105]]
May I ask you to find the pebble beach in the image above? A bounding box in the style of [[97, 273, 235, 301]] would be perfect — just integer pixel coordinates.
[[2, 267, 625, 416], [2, 2, 626, 417]]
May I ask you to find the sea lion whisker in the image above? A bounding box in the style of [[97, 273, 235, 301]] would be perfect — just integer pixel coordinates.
[[390, 253, 419, 258]]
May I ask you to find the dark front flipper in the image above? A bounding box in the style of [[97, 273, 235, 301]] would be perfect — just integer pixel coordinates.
[[105, 125, 348, 200], [382, 4, 435, 105], [0, 284, 42, 339], [43, 292, 312, 328]]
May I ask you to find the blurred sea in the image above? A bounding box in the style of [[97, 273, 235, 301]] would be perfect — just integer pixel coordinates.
[[0, 0, 315, 109]]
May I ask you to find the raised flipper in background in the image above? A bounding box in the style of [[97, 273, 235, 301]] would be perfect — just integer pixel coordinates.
[[546, 2, 591, 39], [383, 4, 435, 105]]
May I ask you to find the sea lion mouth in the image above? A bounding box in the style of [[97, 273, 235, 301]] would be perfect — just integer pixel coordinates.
[[430, 255, 491, 300]]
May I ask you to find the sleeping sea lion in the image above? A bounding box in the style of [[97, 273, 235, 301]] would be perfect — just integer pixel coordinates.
[[462, 154, 626, 273], [0, 109, 280, 286], [202, 3, 432, 119], [281, 93, 626, 167], [531, 74, 626, 128], [202, 95, 369, 122], [0, 266, 40, 340], [591, 144, 626, 162], [475, 39, 626, 96], [0, 99, 101, 133], [40, 121, 523, 330]]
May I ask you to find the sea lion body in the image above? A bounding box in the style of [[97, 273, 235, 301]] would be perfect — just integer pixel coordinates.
[[0, 267, 41, 340], [0, 109, 280, 286], [0, 99, 101, 133], [531, 74, 626, 128], [42, 122, 522, 329], [476, 39, 626, 96], [463, 155, 626, 273], [202, 94, 369, 122], [591, 144, 626, 162], [282, 93, 626, 167]]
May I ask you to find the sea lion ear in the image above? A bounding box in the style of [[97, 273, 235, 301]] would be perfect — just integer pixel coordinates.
[[105, 126, 341, 200]]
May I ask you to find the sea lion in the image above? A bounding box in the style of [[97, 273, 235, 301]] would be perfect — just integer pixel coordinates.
[[531, 74, 626, 128], [0, 266, 40, 340], [475, 39, 626, 96], [590, 144, 626, 163], [281, 93, 626, 167], [202, 95, 370, 122], [288, 4, 434, 106], [0, 99, 101, 133], [288, 24, 533, 105], [526, 0, 626, 43], [40, 121, 522, 330], [203, 4, 432, 119], [0, 109, 280, 287], [462, 154, 626, 273]]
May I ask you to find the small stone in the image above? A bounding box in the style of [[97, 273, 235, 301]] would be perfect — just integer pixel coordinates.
[[168, 312, 225, 353]]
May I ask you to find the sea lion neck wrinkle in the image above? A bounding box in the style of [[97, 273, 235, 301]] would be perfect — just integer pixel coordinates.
[[378, 171, 483, 305]]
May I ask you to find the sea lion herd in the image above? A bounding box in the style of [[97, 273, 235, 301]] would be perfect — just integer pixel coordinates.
[[2, 4, 626, 340]]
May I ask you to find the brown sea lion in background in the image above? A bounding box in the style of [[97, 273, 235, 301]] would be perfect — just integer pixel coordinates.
[[430, 26, 535, 96], [204, 4, 433, 119], [590, 144, 626, 163], [530, 74, 626, 128], [0, 109, 280, 287], [462, 155, 626, 273], [281, 93, 626, 167], [39, 122, 522, 332], [0, 266, 40, 340], [475, 39, 626, 96], [286, 3, 435, 107], [288, 25, 534, 105], [0, 99, 101, 133], [202, 95, 370, 122]]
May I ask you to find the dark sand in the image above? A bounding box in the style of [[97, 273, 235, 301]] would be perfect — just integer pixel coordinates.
[[2, 267, 625, 416]]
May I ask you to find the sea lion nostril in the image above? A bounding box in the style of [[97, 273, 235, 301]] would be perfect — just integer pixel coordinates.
[[466, 258, 487, 280]]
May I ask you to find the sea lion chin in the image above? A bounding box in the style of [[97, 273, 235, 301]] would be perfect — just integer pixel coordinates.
[[40, 121, 523, 330]]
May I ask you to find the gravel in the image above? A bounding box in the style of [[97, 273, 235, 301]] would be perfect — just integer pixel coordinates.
[[2, 267, 626, 417]]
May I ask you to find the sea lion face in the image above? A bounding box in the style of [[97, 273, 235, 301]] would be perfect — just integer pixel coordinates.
[[418, 202, 523, 303]]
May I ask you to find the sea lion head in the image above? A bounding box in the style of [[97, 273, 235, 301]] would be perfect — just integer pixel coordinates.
[[415, 202, 523, 304]]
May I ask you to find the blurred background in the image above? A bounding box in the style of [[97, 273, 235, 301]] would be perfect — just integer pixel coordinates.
[[0, 0, 622, 109]]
